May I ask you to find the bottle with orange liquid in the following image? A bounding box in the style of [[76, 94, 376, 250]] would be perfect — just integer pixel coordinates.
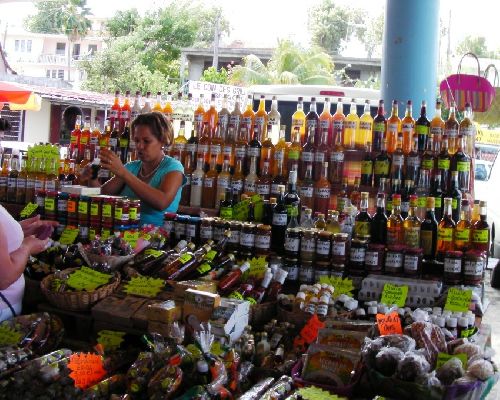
[[401, 100, 415, 155], [110, 90, 121, 127], [430, 99, 444, 147], [343, 99, 358, 150], [234, 125, 249, 174], [194, 94, 206, 134], [204, 93, 218, 133], [223, 123, 235, 170], [120, 90, 131, 131], [78, 117, 91, 162], [210, 121, 224, 169], [198, 122, 211, 171], [329, 124, 344, 185], [319, 97, 332, 146], [314, 127, 329, 181], [332, 98, 345, 148], [152, 92, 163, 112], [386, 100, 401, 154], [445, 101, 459, 155], [314, 162, 331, 216], [437, 197, 456, 261], [254, 95, 268, 140], [291, 97, 306, 145], [242, 94, 255, 133], [69, 115, 82, 156], [357, 100, 372, 150], [89, 118, 101, 159], [218, 94, 230, 140], [230, 95, 242, 133], [163, 92, 173, 122], [260, 122, 274, 174]]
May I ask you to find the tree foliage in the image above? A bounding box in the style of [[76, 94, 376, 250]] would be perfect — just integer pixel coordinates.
[[456, 35, 491, 58], [105, 8, 140, 38], [360, 13, 384, 59], [200, 66, 229, 84]]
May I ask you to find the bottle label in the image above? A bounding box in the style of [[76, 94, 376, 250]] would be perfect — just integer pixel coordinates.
[[300, 186, 314, 198], [354, 221, 370, 237], [435, 197, 442, 209], [89, 136, 99, 145], [438, 227, 453, 242], [359, 121, 372, 131], [404, 227, 420, 248], [333, 119, 343, 131], [421, 230, 434, 256], [385, 252, 403, 268], [365, 251, 379, 266], [457, 161, 470, 172], [407, 156, 420, 168], [301, 151, 314, 162], [174, 221, 186, 237], [350, 247, 365, 262], [285, 236, 300, 252], [34, 180, 44, 191], [109, 138, 118, 148], [315, 187, 330, 198], [200, 226, 213, 240], [392, 154, 404, 167], [16, 178, 26, 189], [332, 242, 346, 256], [120, 110, 130, 120], [431, 127, 442, 136], [373, 122, 385, 133], [287, 150, 299, 160], [316, 239, 331, 255], [272, 213, 288, 226], [197, 144, 209, 154], [320, 120, 330, 130], [301, 237, 316, 253], [7, 177, 16, 188], [402, 123, 414, 133], [274, 150, 285, 162], [299, 266, 314, 284], [455, 228, 470, 241], [401, 201, 410, 213], [220, 207, 232, 220], [70, 134, 79, 145], [78, 201, 88, 215], [230, 115, 240, 127], [269, 117, 280, 125], [404, 255, 419, 271], [203, 177, 214, 188], [460, 126, 474, 137], [388, 123, 398, 133], [452, 198, 458, 210], [284, 262, 299, 280], [472, 229, 489, 244], [229, 229, 240, 244], [438, 158, 450, 170], [102, 204, 112, 218], [271, 183, 281, 196], [186, 143, 197, 154], [45, 180, 56, 191], [361, 161, 373, 175], [235, 146, 246, 159], [90, 203, 99, 217], [344, 121, 357, 130], [44, 197, 55, 211], [422, 159, 434, 169], [314, 152, 325, 162], [256, 183, 270, 196], [186, 223, 196, 239], [386, 200, 393, 213], [316, 303, 328, 316], [444, 258, 462, 273], [464, 260, 484, 276], [240, 232, 255, 247], [374, 160, 389, 175], [247, 147, 260, 158], [245, 181, 256, 193], [218, 177, 230, 189], [416, 125, 429, 135], [231, 180, 243, 192], [26, 178, 35, 189], [197, 262, 212, 275], [445, 127, 458, 138], [223, 145, 233, 157], [110, 110, 119, 119], [386, 227, 402, 245], [292, 118, 304, 128], [210, 144, 221, 155], [287, 204, 299, 217], [306, 120, 317, 130], [255, 234, 271, 249], [174, 143, 185, 153], [192, 176, 203, 187], [416, 197, 426, 208], [330, 152, 344, 162]]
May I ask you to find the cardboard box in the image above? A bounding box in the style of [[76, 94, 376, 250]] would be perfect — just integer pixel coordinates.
[[131, 300, 157, 330], [92, 295, 147, 327], [173, 280, 218, 301], [183, 289, 221, 327], [148, 320, 175, 337], [147, 300, 182, 324], [60, 185, 101, 196], [210, 297, 250, 344]]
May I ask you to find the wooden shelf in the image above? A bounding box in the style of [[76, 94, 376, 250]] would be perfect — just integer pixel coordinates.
[[177, 205, 218, 217]]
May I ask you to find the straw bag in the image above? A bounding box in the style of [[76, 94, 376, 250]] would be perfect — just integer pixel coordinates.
[[474, 64, 500, 125], [440, 53, 496, 112]]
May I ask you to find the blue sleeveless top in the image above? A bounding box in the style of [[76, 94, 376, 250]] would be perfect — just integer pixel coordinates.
[[120, 156, 185, 226]]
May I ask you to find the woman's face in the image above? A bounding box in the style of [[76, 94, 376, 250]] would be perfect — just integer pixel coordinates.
[[133, 125, 164, 162]]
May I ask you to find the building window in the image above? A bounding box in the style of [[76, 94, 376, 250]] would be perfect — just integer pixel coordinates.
[[58, 70, 64, 79], [56, 42, 66, 55], [26, 40, 32, 53], [20, 40, 25, 52], [46, 70, 50, 78], [88, 44, 97, 55], [51, 70, 57, 78], [73, 43, 80, 57], [14, 40, 19, 52]]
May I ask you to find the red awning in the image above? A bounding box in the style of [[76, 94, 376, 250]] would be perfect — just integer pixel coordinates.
[[0, 81, 33, 104]]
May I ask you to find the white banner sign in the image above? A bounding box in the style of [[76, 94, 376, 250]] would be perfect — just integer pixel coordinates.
[[188, 81, 249, 111]]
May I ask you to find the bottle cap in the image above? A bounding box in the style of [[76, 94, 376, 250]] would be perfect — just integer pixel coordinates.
[[319, 294, 330, 304], [345, 299, 358, 311], [367, 306, 378, 315], [296, 292, 306, 301], [467, 314, 475, 327], [355, 308, 366, 317], [197, 359, 209, 373], [435, 317, 446, 328], [338, 294, 350, 303], [276, 268, 288, 284], [458, 317, 469, 328], [432, 307, 442, 315], [446, 317, 458, 328], [299, 284, 308, 292], [239, 262, 250, 273], [261, 271, 274, 288]]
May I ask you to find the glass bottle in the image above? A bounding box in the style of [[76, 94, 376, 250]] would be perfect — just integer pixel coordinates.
[[33, 157, 45, 193], [455, 199, 471, 252], [286, 127, 301, 175], [447, 170, 462, 223], [186, 125, 199, 168], [210, 121, 224, 169], [284, 169, 301, 224], [256, 159, 272, 201], [292, 96, 306, 145], [180, 154, 193, 206], [432, 173, 444, 221], [174, 121, 188, 164], [267, 95, 281, 142], [421, 196, 438, 260], [386, 178, 401, 217], [223, 124, 236, 170], [421, 133, 435, 179], [326, 210, 341, 234], [406, 135, 420, 184], [152, 91, 163, 112], [354, 192, 372, 240], [390, 132, 405, 181], [119, 120, 130, 164], [401, 179, 414, 219], [248, 125, 262, 175], [404, 194, 421, 249], [299, 163, 314, 210], [193, 93, 206, 134], [6, 154, 19, 203], [437, 197, 456, 261], [271, 157, 287, 199], [306, 96, 320, 145], [460, 102, 475, 157], [319, 97, 332, 146], [360, 142, 373, 186], [109, 120, 120, 155], [371, 193, 388, 244], [244, 156, 258, 195], [331, 98, 345, 148], [430, 99, 445, 147], [78, 116, 91, 160], [273, 125, 287, 176], [218, 94, 230, 140], [190, 156, 205, 207], [300, 208, 314, 229], [437, 135, 451, 192], [349, 177, 361, 209], [314, 162, 331, 217], [110, 90, 121, 127], [373, 139, 391, 187], [471, 200, 490, 253], [231, 157, 245, 201], [202, 154, 218, 208], [204, 93, 218, 132], [416, 100, 430, 152], [162, 91, 173, 123], [315, 213, 327, 231], [445, 101, 459, 155], [271, 185, 288, 252], [300, 125, 315, 181], [198, 122, 211, 171], [230, 95, 242, 133], [131, 90, 142, 120], [219, 188, 233, 220], [254, 95, 268, 143], [216, 158, 232, 208], [141, 91, 152, 113], [25, 157, 36, 203], [372, 99, 386, 152], [387, 194, 404, 245], [358, 100, 372, 150], [401, 100, 415, 155], [89, 117, 101, 158], [235, 125, 249, 174], [336, 177, 349, 213], [451, 135, 471, 193], [329, 125, 344, 184], [314, 127, 329, 181], [415, 169, 430, 220], [15, 156, 27, 204], [343, 98, 358, 150], [242, 94, 255, 134], [260, 122, 274, 174], [386, 100, 401, 154]]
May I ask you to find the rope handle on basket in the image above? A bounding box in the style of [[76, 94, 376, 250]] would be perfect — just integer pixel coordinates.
[[457, 52, 482, 85], [484, 64, 499, 86]]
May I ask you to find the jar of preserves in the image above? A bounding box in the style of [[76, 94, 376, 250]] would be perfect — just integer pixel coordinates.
[[35, 190, 46, 218], [316, 231, 332, 262], [240, 223, 256, 252], [200, 217, 214, 244], [268, 255, 283, 272], [57, 192, 68, 223], [78, 223, 89, 243], [174, 215, 187, 241], [44, 190, 57, 221], [300, 229, 316, 262], [213, 218, 229, 242], [163, 212, 177, 238], [284, 228, 301, 258], [463, 250, 486, 285], [332, 233, 348, 266], [315, 261, 331, 282], [364, 243, 385, 273], [385, 245, 405, 275], [255, 224, 272, 256], [300, 261, 315, 284], [102, 197, 115, 226], [101, 224, 113, 240], [185, 216, 199, 243], [404, 247, 423, 277], [89, 226, 101, 241], [228, 221, 241, 252], [114, 198, 130, 227], [283, 257, 299, 282], [444, 250, 463, 285], [67, 194, 79, 221], [349, 238, 367, 271], [90, 196, 102, 225], [129, 199, 141, 225], [78, 195, 91, 225]]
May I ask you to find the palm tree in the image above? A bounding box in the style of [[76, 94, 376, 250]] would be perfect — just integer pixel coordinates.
[[60, 0, 92, 83], [229, 39, 335, 86]]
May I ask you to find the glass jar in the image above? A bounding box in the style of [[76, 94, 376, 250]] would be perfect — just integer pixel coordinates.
[[332, 233, 348, 266], [444, 251, 463, 285], [268, 255, 283, 272], [129, 199, 141, 225], [102, 197, 115, 226], [300, 229, 316, 262], [185, 216, 199, 243], [240, 222, 256, 253], [57, 192, 68, 224], [284, 228, 301, 258], [404, 247, 423, 277], [315, 261, 331, 282], [283, 257, 299, 282], [299, 261, 315, 284], [35, 190, 46, 217], [349, 238, 367, 271], [101, 224, 113, 241], [67, 194, 79, 221], [163, 212, 177, 238], [90, 196, 102, 225], [114, 198, 130, 227], [213, 218, 229, 242], [255, 224, 272, 256], [78, 195, 91, 225], [228, 221, 241, 253], [44, 190, 57, 221], [463, 250, 486, 286], [385, 245, 405, 275], [365, 243, 385, 273], [174, 215, 187, 241], [200, 217, 214, 244], [316, 231, 332, 262]]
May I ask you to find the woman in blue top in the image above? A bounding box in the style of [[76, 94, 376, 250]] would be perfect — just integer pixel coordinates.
[[88, 112, 185, 226]]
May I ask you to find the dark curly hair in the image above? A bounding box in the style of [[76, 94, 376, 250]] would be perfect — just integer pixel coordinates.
[[131, 112, 173, 146]]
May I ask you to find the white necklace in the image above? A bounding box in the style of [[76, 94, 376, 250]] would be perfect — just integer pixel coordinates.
[[139, 156, 164, 179]]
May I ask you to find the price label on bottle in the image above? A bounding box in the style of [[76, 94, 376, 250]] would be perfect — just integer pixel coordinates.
[[472, 229, 489, 244], [19, 202, 38, 219], [438, 227, 453, 242]]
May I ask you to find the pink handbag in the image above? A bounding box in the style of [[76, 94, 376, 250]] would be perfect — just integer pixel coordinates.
[[440, 52, 496, 112]]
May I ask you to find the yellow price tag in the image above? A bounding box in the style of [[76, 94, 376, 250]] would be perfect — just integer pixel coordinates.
[[124, 276, 164, 298], [318, 276, 354, 298], [0, 323, 22, 346], [59, 227, 79, 245], [97, 330, 125, 351], [248, 256, 268, 279], [380, 283, 408, 307], [123, 231, 140, 248], [66, 267, 112, 291], [445, 287, 472, 312], [20, 202, 38, 218]]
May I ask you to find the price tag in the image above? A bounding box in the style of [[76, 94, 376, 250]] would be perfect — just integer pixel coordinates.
[[436, 352, 467, 369], [251, 194, 264, 221], [97, 330, 125, 351], [123, 231, 140, 248], [124, 276, 164, 298], [59, 227, 79, 245], [445, 287, 473, 312], [0, 323, 22, 346], [68, 353, 107, 390], [299, 314, 325, 344], [232, 199, 249, 221], [211, 341, 225, 356], [248, 256, 268, 279], [66, 267, 112, 291], [318, 276, 354, 298], [205, 250, 217, 261], [380, 283, 408, 307], [297, 386, 344, 400], [376, 312, 403, 335], [460, 327, 478, 338], [19, 202, 38, 219]]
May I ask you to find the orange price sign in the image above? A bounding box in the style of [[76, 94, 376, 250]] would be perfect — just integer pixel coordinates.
[[376, 312, 403, 335], [68, 353, 107, 390], [300, 314, 325, 344]]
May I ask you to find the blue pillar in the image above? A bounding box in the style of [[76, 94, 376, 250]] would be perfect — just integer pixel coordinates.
[[381, 0, 440, 118]]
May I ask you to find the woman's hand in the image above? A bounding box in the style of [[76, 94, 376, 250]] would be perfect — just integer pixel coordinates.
[[100, 148, 127, 178], [19, 215, 58, 238], [20, 235, 49, 256]]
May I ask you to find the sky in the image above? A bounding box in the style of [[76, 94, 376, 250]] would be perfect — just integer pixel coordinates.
[[0, 0, 498, 54]]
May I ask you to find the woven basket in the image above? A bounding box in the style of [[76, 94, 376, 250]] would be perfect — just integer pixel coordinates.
[[40, 268, 121, 312], [249, 301, 277, 327], [276, 304, 310, 329]]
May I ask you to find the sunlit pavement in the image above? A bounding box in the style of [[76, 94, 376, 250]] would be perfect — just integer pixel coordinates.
[[483, 269, 500, 400]]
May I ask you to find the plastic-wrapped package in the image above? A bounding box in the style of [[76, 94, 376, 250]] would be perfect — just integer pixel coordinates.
[[362, 335, 416, 368], [375, 347, 405, 377], [415, 371, 442, 389], [453, 343, 483, 360], [467, 359, 495, 381], [126, 352, 155, 398], [436, 357, 464, 385], [261, 375, 293, 400], [238, 378, 275, 400], [396, 351, 431, 382], [404, 322, 447, 365], [147, 363, 183, 400]]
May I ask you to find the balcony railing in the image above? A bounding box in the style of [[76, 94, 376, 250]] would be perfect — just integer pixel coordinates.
[[13, 52, 94, 66]]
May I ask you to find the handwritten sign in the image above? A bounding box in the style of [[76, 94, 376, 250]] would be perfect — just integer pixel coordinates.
[[19, 202, 38, 219], [461, 327, 477, 338], [68, 353, 107, 390], [376, 312, 403, 335], [123, 231, 140, 248], [445, 287, 473, 312], [67, 267, 112, 291], [300, 314, 325, 344], [59, 227, 79, 245], [0, 323, 22, 346], [297, 386, 345, 400], [124, 276, 164, 298], [232, 199, 250, 221], [251, 194, 264, 221], [380, 283, 408, 307], [436, 352, 468, 369], [248, 256, 268, 279], [319, 276, 354, 298], [97, 330, 125, 351]]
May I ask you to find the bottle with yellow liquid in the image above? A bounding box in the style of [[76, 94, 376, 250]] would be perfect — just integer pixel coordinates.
[[401, 100, 415, 155], [287, 127, 301, 175], [386, 100, 401, 154], [254, 95, 268, 140], [445, 101, 459, 155], [242, 94, 255, 133], [152, 92, 163, 112], [260, 122, 274, 174], [163, 91, 173, 122], [430, 99, 445, 147], [358, 100, 373, 149], [343, 99, 358, 150], [273, 125, 287, 176], [291, 97, 306, 145]]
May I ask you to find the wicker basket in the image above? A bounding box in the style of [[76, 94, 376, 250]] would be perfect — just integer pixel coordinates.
[[250, 301, 277, 327], [277, 304, 310, 329], [40, 268, 121, 312]]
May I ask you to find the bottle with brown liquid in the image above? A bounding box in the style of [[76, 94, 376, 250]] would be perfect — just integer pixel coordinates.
[[314, 162, 331, 216], [471, 200, 490, 253], [256, 159, 272, 201], [203, 94, 219, 132], [455, 199, 471, 252], [329, 125, 344, 184], [287, 127, 301, 174], [300, 125, 315, 181], [437, 197, 456, 261], [260, 122, 274, 174], [202, 154, 218, 208], [372, 99, 386, 152], [6, 153, 19, 203], [244, 156, 258, 196], [198, 122, 211, 172], [210, 121, 224, 170], [271, 157, 287, 199], [387, 194, 404, 245], [437, 135, 451, 192], [15, 156, 27, 204], [445, 101, 459, 155], [354, 192, 372, 240], [254, 95, 268, 147], [371, 193, 388, 244], [315, 127, 330, 181], [231, 157, 245, 201], [349, 177, 361, 208], [336, 177, 349, 213], [248, 126, 262, 176], [160, 244, 212, 281], [180, 154, 193, 206], [451, 134, 471, 193], [421, 196, 438, 260], [403, 194, 421, 249], [299, 163, 314, 211], [373, 139, 390, 187]]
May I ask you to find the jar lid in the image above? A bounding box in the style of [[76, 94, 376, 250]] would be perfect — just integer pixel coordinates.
[[445, 250, 463, 258], [351, 238, 367, 245], [318, 231, 333, 238], [229, 221, 242, 228], [465, 249, 487, 258], [368, 243, 385, 251], [90, 195, 103, 202], [46, 190, 58, 196], [57, 191, 68, 198], [355, 308, 366, 316], [256, 224, 272, 231], [69, 193, 79, 199], [367, 306, 378, 315], [104, 196, 117, 204], [458, 317, 468, 328], [284, 257, 299, 263], [287, 227, 301, 234], [405, 247, 423, 255], [333, 233, 349, 239], [446, 317, 458, 328], [387, 244, 406, 252]]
